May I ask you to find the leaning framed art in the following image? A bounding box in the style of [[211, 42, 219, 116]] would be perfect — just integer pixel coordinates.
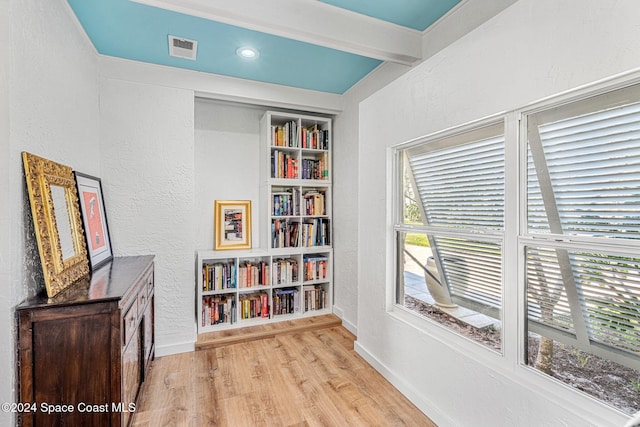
[[214, 200, 252, 250], [74, 172, 113, 270]]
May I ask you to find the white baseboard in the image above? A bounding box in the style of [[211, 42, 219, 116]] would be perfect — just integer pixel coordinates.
[[354, 340, 455, 427], [332, 305, 357, 336], [155, 340, 195, 357]]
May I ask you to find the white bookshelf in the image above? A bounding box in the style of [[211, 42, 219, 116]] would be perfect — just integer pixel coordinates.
[[196, 249, 333, 334], [260, 111, 332, 252], [196, 110, 333, 334]]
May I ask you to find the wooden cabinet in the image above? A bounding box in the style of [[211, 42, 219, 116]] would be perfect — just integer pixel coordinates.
[[16, 255, 155, 427]]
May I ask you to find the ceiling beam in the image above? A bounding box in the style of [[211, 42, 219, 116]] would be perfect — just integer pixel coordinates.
[[131, 0, 423, 65]]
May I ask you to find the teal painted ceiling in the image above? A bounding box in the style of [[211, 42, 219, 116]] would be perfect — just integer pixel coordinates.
[[318, 0, 461, 31], [67, 0, 462, 94]]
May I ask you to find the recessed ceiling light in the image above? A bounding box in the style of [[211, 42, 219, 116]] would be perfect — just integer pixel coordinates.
[[236, 47, 259, 59]]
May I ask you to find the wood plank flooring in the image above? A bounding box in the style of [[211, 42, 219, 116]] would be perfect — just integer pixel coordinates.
[[195, 314, 342, 350], [131, 319, 437, 426]]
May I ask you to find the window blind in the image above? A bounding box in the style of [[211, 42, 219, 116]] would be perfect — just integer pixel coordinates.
[[406, 129, 504, 309], [527, 246, 640, 354], [528, 102, 640, 238], [408, 135, 505, 230], [527, 96, 640, 357]]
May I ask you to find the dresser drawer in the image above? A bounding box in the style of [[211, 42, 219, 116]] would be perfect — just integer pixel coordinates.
[[137, 286, 149, 312], [146, 269, 154, 297], [122, 301, 138, 345]]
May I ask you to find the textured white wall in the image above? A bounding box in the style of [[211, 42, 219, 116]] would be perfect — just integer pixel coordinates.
[[0, 1, 11, 426], [330, 105, 360, 333], [333, 61, 415, 334], [194, 99, 265, 250], [357, 1, 640, 426], [3, 1, 100, 426], [99, 78, 196, 355]]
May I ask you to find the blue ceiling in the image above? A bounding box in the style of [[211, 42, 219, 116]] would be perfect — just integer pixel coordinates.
[[67, 0, 461, 94], [318, 0, 461, 31]]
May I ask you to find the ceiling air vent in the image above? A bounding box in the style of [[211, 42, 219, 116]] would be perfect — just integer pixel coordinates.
[[168, 35, 198, 60]]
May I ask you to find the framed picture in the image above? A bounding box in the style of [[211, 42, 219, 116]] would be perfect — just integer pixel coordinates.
[[74, 172, 113, 270], [214, 200, 252, 250]]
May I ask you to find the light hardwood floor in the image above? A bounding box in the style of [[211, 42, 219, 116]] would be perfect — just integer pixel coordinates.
[[131, 320, 437, 426]]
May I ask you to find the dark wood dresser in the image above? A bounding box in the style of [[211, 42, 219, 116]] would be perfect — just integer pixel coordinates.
[[16, 255, 155, 427]]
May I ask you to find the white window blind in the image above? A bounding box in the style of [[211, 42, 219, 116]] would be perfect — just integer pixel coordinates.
[[405, 124, 504, 310], [528, 99, 640, 239], [408, 134, 505, 231], [526, 90, 640, 361]]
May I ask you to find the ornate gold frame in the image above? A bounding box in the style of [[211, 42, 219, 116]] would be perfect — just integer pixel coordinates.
[[22, 152, 90, 297]]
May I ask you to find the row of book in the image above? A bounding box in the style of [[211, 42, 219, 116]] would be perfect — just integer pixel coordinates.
[[301, 218, 331, 247], [303, 191, 326, 216], [271, 121, 298, 148], [304, 285, 328, 311], [272, 258, 298, 285], [203, 256, 329, 290], [272, 219, 300, 248], [301, 125, 329, 150], [300, 155, 329, 180], [239, 292, 269, 319], [271, 122, 330, 150], [273, 287, 299, 315], [201, 286, 329, 327], [272, 189, 300, 216], [272, 150, 298, 179], [272, 152, 329, 180], [202, 295, 236, 326], [271, 218, 331, 248], [303, 256, 329, 281], [202, 262, 236, 291], [238, 260, 269, 288], [272, 189, 326, 217]]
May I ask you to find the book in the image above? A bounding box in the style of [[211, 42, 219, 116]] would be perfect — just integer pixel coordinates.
[[272, 258, 299, 285], [202, 261, 236, 291], [303, 255, 328, 281], [273, 287, 299, 315], [303, 285, 327, 311], [202, 295, 236, 326]]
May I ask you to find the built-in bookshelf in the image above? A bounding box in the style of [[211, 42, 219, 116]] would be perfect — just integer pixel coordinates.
[[196, 249, 332, 333], [260, 111, 332, 253], [196, 110, 333, 334]]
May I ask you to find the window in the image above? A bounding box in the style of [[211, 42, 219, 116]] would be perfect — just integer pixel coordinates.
[[394, 81, 640, 415], [396, 122, 504, 352], [523, 84, 640, 414]]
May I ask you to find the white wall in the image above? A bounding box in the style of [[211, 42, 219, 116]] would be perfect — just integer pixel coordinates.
[[357, 1, 640, 426], [3, 0, 100, 426], [332, 0, 520, 336], [194, 99, 266, 250], [99, 78, 196, 355], [0, 0, 11, 425], [333, 63, 410, 334]]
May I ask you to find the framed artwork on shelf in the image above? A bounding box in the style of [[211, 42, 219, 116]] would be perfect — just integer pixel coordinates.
[[74, 172, 113, 271], [214, 200, 252, 250]]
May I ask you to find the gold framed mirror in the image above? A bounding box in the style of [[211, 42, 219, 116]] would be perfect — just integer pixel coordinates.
[[22, 152, 90, 297]]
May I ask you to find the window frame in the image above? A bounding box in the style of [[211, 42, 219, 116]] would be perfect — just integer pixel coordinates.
[[519, 83, 640, 372], [392, 116, 507, 353]]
